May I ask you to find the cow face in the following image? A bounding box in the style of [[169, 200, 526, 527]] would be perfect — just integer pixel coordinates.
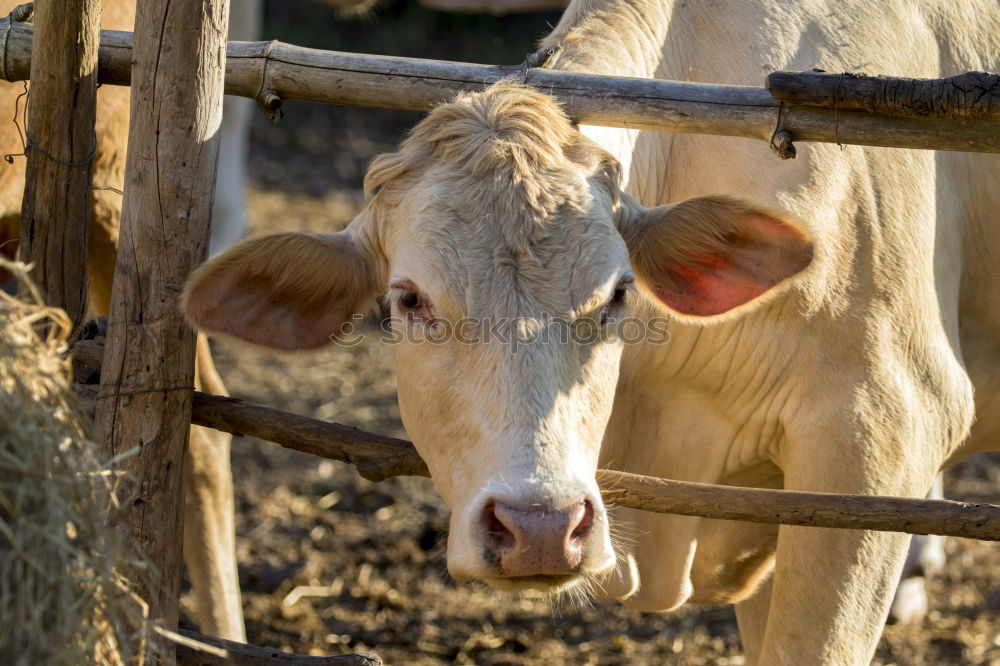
[[183, 82, 811, 594]]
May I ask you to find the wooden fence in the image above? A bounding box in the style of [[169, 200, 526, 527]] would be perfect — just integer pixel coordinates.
[[48, 10, 999, 541], [8, 3, 999, 664]]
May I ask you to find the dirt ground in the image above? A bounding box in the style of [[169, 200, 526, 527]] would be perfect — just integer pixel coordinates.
[[180, 2, 1000, 664]]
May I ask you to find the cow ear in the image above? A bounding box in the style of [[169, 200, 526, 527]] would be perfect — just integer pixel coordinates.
[[621, 195, 812, 317], [183, 230, 382, 350]]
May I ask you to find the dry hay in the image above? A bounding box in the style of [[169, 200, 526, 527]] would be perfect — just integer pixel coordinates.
[[0, 260, 148, 666]]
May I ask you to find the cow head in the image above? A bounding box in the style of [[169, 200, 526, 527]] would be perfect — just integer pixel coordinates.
[[183, 82, 811, 594]]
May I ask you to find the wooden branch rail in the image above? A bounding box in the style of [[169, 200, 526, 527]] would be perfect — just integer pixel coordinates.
[[169, 628, 381, 666], [73, 344, 1000, 541], [767, 70, 1000, 120], [0, 15, 997, 153]]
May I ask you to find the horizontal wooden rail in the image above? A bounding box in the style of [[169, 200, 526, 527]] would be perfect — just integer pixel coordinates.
[[72, 342, 1000, 541], [0, 16, 997, 153], [767, 70, 1000, 120], [183, 393, 1000, 541]]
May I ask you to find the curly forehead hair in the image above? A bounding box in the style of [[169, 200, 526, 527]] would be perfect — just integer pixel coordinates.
[[364, 80, 622, 209]]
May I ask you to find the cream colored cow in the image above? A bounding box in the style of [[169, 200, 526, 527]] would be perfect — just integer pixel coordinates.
[[184, 1, 1000, 663]]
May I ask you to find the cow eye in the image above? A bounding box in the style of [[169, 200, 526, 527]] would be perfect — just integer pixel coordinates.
[[600, 277, 633, 325], [399, 290, 421, 310]]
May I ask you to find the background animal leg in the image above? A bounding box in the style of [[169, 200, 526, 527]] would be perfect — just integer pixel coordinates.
[[182, 334, 245, 641]]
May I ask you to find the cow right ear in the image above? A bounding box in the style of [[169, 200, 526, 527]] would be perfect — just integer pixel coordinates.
[[618, 193, 812, 318], [183, 230, 382, 350]]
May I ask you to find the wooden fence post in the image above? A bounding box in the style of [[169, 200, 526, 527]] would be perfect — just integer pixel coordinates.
[[19, 0, 100, 338], [95, 0, 229, 662]]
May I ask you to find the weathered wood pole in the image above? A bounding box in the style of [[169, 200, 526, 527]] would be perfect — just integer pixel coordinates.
[[18, 0, 101, 338], [767, 70, 1000, 120], [180, 392, 1000, 542], [73, 369, 1000, 543], [95, 0, 229, 662]]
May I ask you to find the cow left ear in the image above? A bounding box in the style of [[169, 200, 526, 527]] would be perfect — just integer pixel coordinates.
[[183, 228, 383, 350], [619, 194, 813, 317]]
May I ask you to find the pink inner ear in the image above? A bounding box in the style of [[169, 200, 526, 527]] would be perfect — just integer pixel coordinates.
[[632, 197, 812, 317], [656, 256, 770, 316]]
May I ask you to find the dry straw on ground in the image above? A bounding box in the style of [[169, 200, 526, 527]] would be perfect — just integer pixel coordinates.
[[0, 260, 148, 665]]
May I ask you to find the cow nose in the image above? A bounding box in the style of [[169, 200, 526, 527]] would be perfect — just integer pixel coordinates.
[[483, 499, 595, 577]]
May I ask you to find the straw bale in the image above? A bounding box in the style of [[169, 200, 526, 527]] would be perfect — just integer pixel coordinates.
[[0, 260, 148, 665]]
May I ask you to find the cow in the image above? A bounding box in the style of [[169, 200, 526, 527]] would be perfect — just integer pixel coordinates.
[[183, 1, 999, 663]]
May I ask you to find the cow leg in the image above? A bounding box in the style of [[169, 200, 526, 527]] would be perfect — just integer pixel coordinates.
[[735, 576, 772, 665], [183, 425, 245, 641], [183, 334, 245, 641], [180, 2, 258, 633], [760, 517, 911, 664], [758, 430, 941, 666]]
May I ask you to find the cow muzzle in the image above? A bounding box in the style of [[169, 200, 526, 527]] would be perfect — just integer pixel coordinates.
[[484, 499, 594, 577], [448, 486, 615, 590]]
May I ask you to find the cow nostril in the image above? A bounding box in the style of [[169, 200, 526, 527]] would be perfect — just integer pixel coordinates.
[[570, 500, 595, 542], [482, 498, 599, 576], [483, 501, 516, 552]]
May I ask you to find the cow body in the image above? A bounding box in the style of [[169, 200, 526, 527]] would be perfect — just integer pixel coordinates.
[[184, 1, 1000, 663], [541, 1, 999, 660]]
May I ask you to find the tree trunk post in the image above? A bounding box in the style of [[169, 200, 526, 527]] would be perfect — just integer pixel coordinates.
[[95, 0, 229, 662], [19, 0, 101, 338]]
